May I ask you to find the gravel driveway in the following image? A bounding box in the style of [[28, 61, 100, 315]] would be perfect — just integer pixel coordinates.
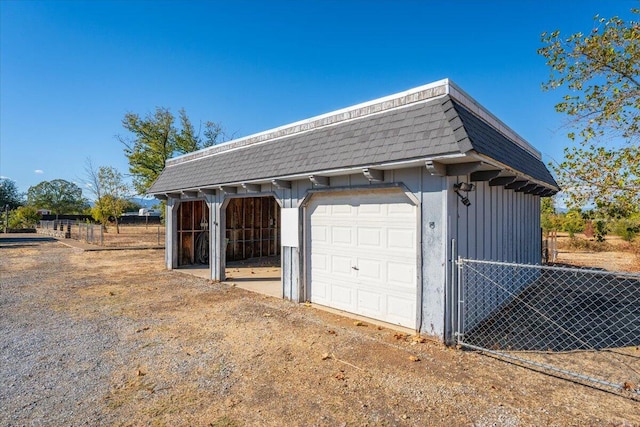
[[1, 236, 638, 426]]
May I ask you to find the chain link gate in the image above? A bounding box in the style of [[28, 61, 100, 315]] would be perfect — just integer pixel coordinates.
[[455, 258, 640, 398]]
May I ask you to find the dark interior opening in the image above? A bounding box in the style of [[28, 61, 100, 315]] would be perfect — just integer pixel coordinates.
[[225, 196, 280, 263], [177, 200, 209, 266]]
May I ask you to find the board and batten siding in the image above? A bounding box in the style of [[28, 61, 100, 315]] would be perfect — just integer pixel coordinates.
[[450, 177, 541, 264], [447, 176, 543, 336]]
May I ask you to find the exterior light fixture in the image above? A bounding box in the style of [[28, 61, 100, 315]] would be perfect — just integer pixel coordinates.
[[453, 182, 475, 192], [453, 182, 474, 207]]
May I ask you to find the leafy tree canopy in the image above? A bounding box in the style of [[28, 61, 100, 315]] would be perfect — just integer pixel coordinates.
[[0, 178, 23, 210], [26, 179, 88, 216], [85, 160, 131, 232], [119, 107, 226, 195], [539, 8, 640, 213]]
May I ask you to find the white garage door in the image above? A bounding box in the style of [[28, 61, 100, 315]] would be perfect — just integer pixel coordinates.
[[308, 190, 418, 328]]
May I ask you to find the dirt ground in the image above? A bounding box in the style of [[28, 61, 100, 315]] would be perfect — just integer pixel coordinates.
[[100, 225, 165, 247], [1, 238, 639, 426], [554, 234, 640, 273]]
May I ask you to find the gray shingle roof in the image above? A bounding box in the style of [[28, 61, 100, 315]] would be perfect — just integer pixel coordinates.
[[149, 94, 557, 194], [449, 100, 559, 187]]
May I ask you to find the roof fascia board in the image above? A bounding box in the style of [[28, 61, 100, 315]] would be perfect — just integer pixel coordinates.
[[149, 154, 469, 195]]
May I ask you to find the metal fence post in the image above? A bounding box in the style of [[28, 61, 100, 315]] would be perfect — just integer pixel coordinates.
[[456, 256, 463, 345]]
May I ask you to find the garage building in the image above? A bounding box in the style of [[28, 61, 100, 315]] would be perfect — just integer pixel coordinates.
[[148, 79, 558, 341]]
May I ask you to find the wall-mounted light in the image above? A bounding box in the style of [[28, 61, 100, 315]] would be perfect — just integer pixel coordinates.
[[453, 182, 474, 207], [457, 194, 471, 207], [453, 182, 475, 192]]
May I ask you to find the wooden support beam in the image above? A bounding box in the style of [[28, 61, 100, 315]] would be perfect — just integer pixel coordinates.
[[425, 160, 446, 176], [362, 168, 384, 182], [241, 183, 261, 192], [505, 180, 529, 190], [309, 175, 329, 186], [199, 188, 217, 196], [166, 192, 181, 199], [470, 170, 503, 182], [154, 194, 168, 201], [182, 190, 199, 198], [446, 162, 483, 176], [488, 176, 517, 186], [515, 183, 538, 193], [218, 186, 237, 194], [530, 186, 547, 195], [271, 179, 291, 189]]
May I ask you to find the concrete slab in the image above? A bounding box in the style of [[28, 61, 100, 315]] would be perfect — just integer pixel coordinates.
[[174, 264, 282, 299], [225, 265, 282, 298]]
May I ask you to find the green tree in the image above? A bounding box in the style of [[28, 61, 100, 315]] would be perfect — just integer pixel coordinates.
[[8, 206, 40, 229], [85, 161, 131, 233], [613, 212, 640, 241], [0, 178, 23, 210], [119, 107, 226, 195], [122, 199, 142, 213], [26, 179, 88, 218], [540, 197, 560, 236], [561, 210, 585, 238], [538, 8, 640, 212]]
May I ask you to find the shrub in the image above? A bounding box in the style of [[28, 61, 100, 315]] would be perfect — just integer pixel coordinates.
[[558, 237, 612, 252], [8, 206, 41, 229], [612, 215, 640, 242]]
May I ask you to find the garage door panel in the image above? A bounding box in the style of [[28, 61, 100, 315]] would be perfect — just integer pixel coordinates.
[[358, 203, 384, 215], [387, 261, 416, 287], [313, 205, 329, 215], [356, 258, 382, 281], [387, 228, 415, 251], [387, 295, 416, 325], [387, 202, 415, 216], [330, 204, 353, 216], [331, 255, 354, 276], [311, 225, 328, 242], [357, 227, 382, 247], [332, 285, 355, 307], [313, 280, 329, 301], [309, 190, 417, 329], [357, 289, 383, 313], [331, 226, 353, 245], [311, 252, 328, 273]]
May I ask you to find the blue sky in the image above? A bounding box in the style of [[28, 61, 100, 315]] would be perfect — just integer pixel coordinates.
[[0, 0, 636, 197]]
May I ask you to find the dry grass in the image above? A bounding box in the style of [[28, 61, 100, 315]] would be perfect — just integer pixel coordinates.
[[554, 233, 640, 273], [1, 238, 639, 426], [99, 224, 165, 247]]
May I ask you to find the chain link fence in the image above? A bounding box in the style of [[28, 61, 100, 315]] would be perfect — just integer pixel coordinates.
[[456, 258, 640, 398]]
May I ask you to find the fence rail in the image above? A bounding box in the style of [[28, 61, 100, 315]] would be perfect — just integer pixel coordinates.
[[37, 221, 163, 247], [38, 220, 104, 244], [456, 258, 640, 398]]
